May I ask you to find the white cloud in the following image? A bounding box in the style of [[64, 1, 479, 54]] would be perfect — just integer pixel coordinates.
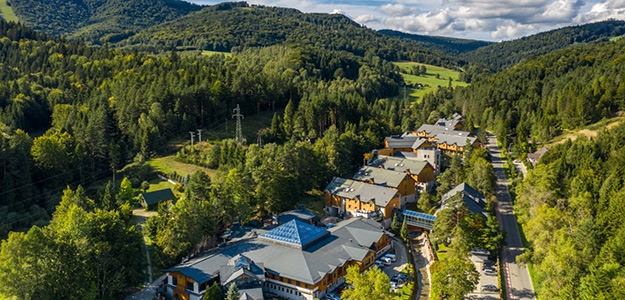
[[331, 8, 345, 15], [491, 22, 536, 39], [354, 14, 381, 23], [576, 0, 625, 23], [188, 0, 625, 41], [380, 3, 419, 17], [385, 8, 454, 34]]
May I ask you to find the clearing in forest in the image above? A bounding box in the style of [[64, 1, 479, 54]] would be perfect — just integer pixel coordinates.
[[393, 62, 468, 102], [0, 0, 18, 23], [547, 114, 625, 146]]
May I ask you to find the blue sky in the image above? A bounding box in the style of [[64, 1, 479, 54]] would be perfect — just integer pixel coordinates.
[[189, 0, 625, 41]]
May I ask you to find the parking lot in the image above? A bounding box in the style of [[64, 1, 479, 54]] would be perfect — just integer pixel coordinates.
[[465, 257, 500, 300], [324, 239, 409, 300]]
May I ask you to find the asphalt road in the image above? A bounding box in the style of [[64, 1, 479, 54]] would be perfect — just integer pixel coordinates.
[[486, 132, 536, 300]]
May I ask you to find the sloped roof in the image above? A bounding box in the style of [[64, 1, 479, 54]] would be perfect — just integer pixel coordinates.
[[140, 188, 176, 206], [353, 166, 409, 188], [277, 208, 318, 224], [441, 183, 487, 218], [385, 135, 428, 149], [368, 156, 432, 177], [434, 134, 478, 148], [239, 288, 264, 300], [219, 255, 265, 286], [259, 220, 329, 249], [324, 177, 399, 208], [167, 217, 386, 286]]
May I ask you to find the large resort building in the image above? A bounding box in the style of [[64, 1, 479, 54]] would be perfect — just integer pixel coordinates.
[[324, 177, 401, 228], [164, 218, 391, 300]]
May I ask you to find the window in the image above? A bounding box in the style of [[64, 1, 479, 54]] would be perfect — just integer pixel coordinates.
[[172, 276, 178, 286], [186, 281, 194, 291]]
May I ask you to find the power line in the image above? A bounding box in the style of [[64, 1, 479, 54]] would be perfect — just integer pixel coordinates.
[[232, 104, 244, 144]]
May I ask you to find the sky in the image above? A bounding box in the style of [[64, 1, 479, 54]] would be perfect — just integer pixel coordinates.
[[189, 0, 625, 41]]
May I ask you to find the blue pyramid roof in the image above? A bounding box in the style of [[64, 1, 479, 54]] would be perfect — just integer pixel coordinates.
[[260, 219, 329, 249]]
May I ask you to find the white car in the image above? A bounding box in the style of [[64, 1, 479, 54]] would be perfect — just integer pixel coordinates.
[[384, 253, 397, 262]]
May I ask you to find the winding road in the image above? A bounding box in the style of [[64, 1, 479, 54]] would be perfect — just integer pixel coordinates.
[[485, 132, 536, 300]]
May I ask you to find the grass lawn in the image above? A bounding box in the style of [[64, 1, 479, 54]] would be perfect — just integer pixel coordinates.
[[202, 50, 232, 58], [436, 244, 449, 262], [610, 35, 625, 42], [546, 114, 625, 147], [393, 62, 469, 102], [145, 177, 175, 193], [146, 155, 217, 179], [394, 282, 413, 300], [0, 0, 18, 22], [298, 189, 326, 218]]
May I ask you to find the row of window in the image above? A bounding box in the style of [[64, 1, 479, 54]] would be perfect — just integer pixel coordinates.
[[265, 282, 304, 297]]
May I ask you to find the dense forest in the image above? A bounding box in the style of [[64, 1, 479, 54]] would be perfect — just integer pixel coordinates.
[[514, 124, 625, 299], [404, 38, 625, 155], [9, 0, 203, 43], [378, 29, 492, 56], [0, 20, 404, 239], [458, 20, 625, 71], [115, 2, 461, 68]]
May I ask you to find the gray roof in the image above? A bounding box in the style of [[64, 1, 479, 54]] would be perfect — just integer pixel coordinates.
[[433, 134, 478, 148], [219, 255, 265, 286], [416, 124, 472, 138], [141, 188, 176, 205], [441, 183, 487, 218], [435, 116, 462, 129], [277, 208, 318, 224], [385, 135, 428, 149], [353, 166, 408, 188], [239, 288, 264, 300], [166, 218, 386, 286], [324, 177, 399, 208], [368, 156, 432, 177]]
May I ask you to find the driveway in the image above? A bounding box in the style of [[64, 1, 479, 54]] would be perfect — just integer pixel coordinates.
[[379, 238, 408, 277], [486, 132, 536, 300]]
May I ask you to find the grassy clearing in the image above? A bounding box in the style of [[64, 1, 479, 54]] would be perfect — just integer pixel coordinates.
[[0, 0, 18, 22], [610, 35, 625, 42], [436, 244, 448, 262], [146, 155, 217, 179], [202, 50, 232, 58], [145, 177, 175, 193], [546, 114, 625, 146], [298, 189, 326, 218], [393, 62, 468, 102]]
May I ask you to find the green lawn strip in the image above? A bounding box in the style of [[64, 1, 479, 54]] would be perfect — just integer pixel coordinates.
[[498, 258, 507, 300], [298, 189, 326, 218], [147, 155, 217, 179], [0, 0, 18, 22], [202, 50, 232, 57], [502, 163, 511, 180], [436, 244, 448, 262], [145, 177, 175, 193]]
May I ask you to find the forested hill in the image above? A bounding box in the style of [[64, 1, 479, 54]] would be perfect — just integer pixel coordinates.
[[378, 29, 492, 56], [411, 37, 625, 151], [8, 0, 203, 43], [116, 2, 460, 68], [458, 20, 625, 71]]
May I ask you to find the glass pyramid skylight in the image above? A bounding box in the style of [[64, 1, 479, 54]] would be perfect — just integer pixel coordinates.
[[260, 220, 329, 248]]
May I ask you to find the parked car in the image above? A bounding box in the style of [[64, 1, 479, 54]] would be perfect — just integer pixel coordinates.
[[325, 292, 340, 300], [384, 253, 397, 262], [380, 256, 392, 265], [374, 260, 384, 268], [513, 159, 521, 163], [481, 284, 499, 292], [484, 269, 498, 276]]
